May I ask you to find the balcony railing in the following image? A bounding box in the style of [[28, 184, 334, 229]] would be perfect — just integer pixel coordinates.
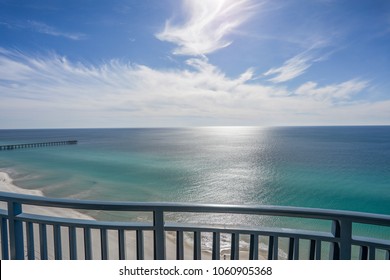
[[0, 191, 389, 260]]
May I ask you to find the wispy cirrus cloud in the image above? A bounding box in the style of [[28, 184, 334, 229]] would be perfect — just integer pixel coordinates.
[[156, 0, 258, 56], [263, 52, 314, 83], [263, 40, 332, 83], [0, 48, 385, 128], [0, 19, 85, 40], [0, 49, 275, 110], [28, 21, 86, 40]]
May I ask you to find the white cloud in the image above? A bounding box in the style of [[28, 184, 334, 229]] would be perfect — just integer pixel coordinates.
[[0, 20, 85, 40], [0, 49, 386, 128], [263, 39, 333, 83], [263, 52, 314, 83], [28, 21, 86, 40], [156, 0, 257, 56], [0, 50, 272, 115], [295, 79, 369, 103]]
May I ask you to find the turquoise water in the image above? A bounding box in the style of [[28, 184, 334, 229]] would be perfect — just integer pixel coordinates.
[[1, 126, 390, 240]]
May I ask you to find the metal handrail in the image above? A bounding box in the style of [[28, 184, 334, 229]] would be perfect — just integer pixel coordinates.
[[0, 191, 389, 260]]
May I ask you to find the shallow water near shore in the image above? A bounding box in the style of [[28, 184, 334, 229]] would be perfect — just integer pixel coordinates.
[[1, 126, 390, 245]]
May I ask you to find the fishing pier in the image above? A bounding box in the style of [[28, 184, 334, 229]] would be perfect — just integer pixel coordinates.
[[0, 140, 78, 151]]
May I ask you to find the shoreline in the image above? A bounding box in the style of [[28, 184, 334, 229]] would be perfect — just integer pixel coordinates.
[[0, 171, 197, 259], [1, 171, 268, 260], [0, 171, 93, 220]]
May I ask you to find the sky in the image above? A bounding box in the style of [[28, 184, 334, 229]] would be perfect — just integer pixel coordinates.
[[0, 0, 389, 128]]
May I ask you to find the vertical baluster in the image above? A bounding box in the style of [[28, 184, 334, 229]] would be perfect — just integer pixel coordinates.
[[193, 231, 201, 260], [249, 234, 259, 260], [288, 237, 295, 260], [136, 230, 144, 260], [118, 229, 126, 260], [101, 228, 108, 260], [369, 246, 376, 260], [153, 210, 165, 260], [84, 227, 92, 260], [268, 236, 274, 260], [230, 233, 239, 260], [268, 236, 279, 260], [26, 222, 35, 260], [315, 240, 321, 260], [308, 239, 321, 260], [359, 245, 368, 260], [1, 217, 9, 259], [212, 232, 220, 260], [176, 231, 184, 260], [385, 250, 390, 260], [330, 221, 340, 260], [309, 239, 316, 260], [39, 224, 48, 260], [273, 236, 279, 260], [53, 225, 62, 260], [69, 226, 77, 260], [294, 238, 300, 260]]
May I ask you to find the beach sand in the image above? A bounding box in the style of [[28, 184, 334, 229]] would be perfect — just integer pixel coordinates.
[[0, 171, 198, 259], [2, 172, 260, 260], [0, 171, 272, 260]]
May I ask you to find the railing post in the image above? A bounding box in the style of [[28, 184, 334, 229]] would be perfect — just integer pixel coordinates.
[[8, 201, 24, 260], [118, 229, 126, 260], [53, 225, 62, 260], [230, 233, 239, 260], [1, 217, 10, 259], [330, 219, 352, 260], [100, 229, 109, 260], [69, 226, 77, 260], [153, 210, 166, 260], [212, 232, 220, 260], [176, 231, 184, 260], [39, 224, 48, 260], [249, 234, 258, 260], [194, 231, 202, 260], [84, 227, 92, 260], [288, 237, 300, 260], [136, 230, 144, 260], [359, 246, 368, 260]]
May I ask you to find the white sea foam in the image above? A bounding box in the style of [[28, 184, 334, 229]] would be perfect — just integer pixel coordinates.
[[0, 171, 93, 220], [0, 171, 195, 259]]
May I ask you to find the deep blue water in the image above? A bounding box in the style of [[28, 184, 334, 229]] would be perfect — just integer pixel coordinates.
[[0, 126, 389, 238]]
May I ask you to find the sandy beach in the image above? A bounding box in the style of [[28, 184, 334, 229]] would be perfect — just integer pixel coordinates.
[[0, 171, 269, 260], [0, 171, 205, 260], [0, 171, 274, 260]]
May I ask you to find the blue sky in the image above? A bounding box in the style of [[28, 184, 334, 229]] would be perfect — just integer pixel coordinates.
[[0, 0, 389, 128]]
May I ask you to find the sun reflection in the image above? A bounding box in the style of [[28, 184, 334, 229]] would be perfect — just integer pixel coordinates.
[[198, 126, 263, 138], [182, 126, 274, 208]]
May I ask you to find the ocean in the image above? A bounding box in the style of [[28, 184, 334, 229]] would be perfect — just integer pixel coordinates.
[[1, 126, 390, 243]]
